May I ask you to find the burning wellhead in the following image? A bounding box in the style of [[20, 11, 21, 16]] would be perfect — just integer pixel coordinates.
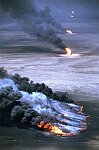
[[0, 68, 88, 137], [64, 47, 72, 55]]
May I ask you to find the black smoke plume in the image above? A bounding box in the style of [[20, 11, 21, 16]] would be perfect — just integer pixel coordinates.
[[0, 68, 87, 135], [0, 86, 40, 128], [0, 0, 36, 17], [0, 67, 73, 128], [0, 67, 9, 78], [0, 0, 66, 49]]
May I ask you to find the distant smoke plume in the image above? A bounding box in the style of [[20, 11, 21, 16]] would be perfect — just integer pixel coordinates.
[[0, 0, 66, 49]]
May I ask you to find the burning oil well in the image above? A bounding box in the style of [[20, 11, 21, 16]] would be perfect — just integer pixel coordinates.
[[0, 0, 67, 51], [0, 67, 88, 136], [0, 0, 74, 57]]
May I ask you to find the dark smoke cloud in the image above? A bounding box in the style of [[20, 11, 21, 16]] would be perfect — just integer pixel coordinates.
[[0, 0, 36, 17], [0, 0, 66, 49], [0, 68, 73, 128], [0, 68, 88, 136]]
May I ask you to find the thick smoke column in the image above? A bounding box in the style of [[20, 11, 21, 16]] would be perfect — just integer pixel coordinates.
[[0, 0, 66, 49], [0, 68, 88, 136]]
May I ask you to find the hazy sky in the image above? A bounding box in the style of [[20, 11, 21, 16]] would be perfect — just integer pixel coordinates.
[[0, 0, 99, 19], [34, 0, 99, 6], [34, 0, 99, 19]]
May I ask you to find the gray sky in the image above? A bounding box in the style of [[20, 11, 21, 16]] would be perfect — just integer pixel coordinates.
[[0, 0, 99, 20], [34, 0, 99, 19]]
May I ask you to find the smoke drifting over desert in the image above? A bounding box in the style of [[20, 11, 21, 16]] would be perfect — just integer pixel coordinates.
[[0, 0, 66, 49], [0, 68, 87, 136]]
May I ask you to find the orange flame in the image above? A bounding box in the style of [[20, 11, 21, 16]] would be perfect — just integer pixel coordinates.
[[38, 121, 45, 128], [64, 48, 72, 55], [38, 121, 73, 136]]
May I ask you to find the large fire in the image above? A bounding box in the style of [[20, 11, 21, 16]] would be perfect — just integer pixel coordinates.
[[64, 47, 72, 55], [38, 121, 73, 136]]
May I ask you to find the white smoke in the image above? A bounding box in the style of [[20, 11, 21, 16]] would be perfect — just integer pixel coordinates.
[[0, 78, 18, 91]]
